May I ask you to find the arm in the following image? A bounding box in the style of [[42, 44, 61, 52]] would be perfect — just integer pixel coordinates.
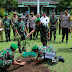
[[15, 29, 21, 38], [26, 29, 35, 37], [12, 60, 26, 65], [25, 27, 28, 35], [56, 21, 58, 30]]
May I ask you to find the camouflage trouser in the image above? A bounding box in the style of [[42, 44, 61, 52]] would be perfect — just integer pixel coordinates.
[[18, 38, 26, 51], [41, 35, 47, 46], [0, 31, 3, 41], [0, 55, 12, 72], [50, 26, 56, 40], [13, 27, 16, 39], [5, 30, 10, 41]]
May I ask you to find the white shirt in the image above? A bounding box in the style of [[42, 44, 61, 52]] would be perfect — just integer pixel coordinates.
[[40, 16, 49, 26]]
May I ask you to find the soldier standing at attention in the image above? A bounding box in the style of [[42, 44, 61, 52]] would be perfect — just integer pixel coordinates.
[[49, 12, 58, 41], [2, 13, 12, 42], [26, 18, 50, 46], [61, 10, 71, 43], [11, 12, 18, 41], [0, 43, 26, 72], [59, 13, 63, 34], [14, 14, 28, 53]]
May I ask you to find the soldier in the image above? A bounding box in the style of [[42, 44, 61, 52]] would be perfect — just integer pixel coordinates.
[[11, 12, 18, 41], [24, 11, 30, 29], [32, 45, 64, 65], [0, 17, 4, 42], [36, 14, 40, 38], [14, 14, 28, 53], [61, 10, 71, 43], [0, 43, 26, 72], [2, 13, 12, 42], [29, 11, 36, 40], [40, 12, 49, 27], [26, 18, 50, 46], [59, 13, 63, 34], [49, 12, 58, 41]]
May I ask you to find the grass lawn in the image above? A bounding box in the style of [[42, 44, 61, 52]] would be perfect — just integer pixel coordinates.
[[0, 28, 72, 72]]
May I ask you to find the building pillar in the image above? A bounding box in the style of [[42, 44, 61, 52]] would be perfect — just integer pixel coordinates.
[[28, 5, 30, 14], [49, 8, 52, 15], [41, 5, 43, 13]]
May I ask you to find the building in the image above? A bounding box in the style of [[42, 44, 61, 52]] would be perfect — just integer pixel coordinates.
[[17, 0, 58, 15]]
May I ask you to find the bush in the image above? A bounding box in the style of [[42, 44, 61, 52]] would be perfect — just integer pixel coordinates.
[[0, 8, 5, 17], [70, 11, 72, 15]]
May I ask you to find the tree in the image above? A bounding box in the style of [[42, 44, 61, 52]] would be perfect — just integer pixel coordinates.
[[52, 0, 72, 11], [0, 0, 5, 8], [4, 0, 18, 12]]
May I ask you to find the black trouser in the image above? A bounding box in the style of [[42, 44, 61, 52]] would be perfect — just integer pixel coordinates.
[[5, 30, 10, 41], [62, 28, 68, 42], [29, 28, 36, 39], [50, 27, 56, 40], [36, 30, 39, 37], [59, 23, 61, 34]]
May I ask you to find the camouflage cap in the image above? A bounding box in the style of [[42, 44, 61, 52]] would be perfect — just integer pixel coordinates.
[[32, 45, 38, 50], [35, 18, 40, 22], [11, 43, 18, 49], [4, 13, 8, 16]]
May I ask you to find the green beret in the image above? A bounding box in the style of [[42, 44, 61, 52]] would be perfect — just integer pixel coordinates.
[[11, 43, 18, 49], [4, 13, 8, 16], [19, 17, 22, 18], [35, 18, 40, 22], [32, 45, 37, 50]]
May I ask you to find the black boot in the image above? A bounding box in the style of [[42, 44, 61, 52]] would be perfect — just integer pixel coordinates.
[[58, 56, 64, 63], [19, 48, 22, 53], [22, 47, 26, 51]]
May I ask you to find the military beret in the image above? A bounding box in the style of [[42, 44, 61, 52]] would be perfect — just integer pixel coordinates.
[[32, 45, 38, 50], [26, 11, 29, 13], [11, 43, 18, 49], [4, 13, 8, 16], [65, 10, 68, 12], [35, 18, 40, 22]]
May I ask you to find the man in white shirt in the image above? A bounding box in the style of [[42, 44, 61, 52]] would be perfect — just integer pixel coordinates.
[[40, 12, 49, 27]]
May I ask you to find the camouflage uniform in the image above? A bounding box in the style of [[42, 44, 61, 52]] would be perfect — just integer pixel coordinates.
[[2, 18, 11, 41], [14, 20, 26, 52], [50, 16, 58, 40], [37, 45, 58, 65], [0, 47, 15, 72], [35, 23, 49, 46]]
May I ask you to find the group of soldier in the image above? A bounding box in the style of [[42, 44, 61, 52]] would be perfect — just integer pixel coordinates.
[[0, 9, 72, 72]]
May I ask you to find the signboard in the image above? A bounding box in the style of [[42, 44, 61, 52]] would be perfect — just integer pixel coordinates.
[[22, 2, 49, 6], [45, 52, 55, 60]]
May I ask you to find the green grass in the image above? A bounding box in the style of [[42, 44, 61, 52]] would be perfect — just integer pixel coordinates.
[[0, 28, 72, 72]]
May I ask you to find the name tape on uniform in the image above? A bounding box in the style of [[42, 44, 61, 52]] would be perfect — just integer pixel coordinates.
[[45, 52, 55, 59]]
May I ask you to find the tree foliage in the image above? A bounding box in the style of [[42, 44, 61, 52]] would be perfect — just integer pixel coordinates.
[[0, 0, 18, 12], [52, 0, 72, 11]]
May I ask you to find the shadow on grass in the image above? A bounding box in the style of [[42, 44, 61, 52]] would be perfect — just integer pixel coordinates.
[[48, 41, 65, 44], [57, 48, 72, 53]]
